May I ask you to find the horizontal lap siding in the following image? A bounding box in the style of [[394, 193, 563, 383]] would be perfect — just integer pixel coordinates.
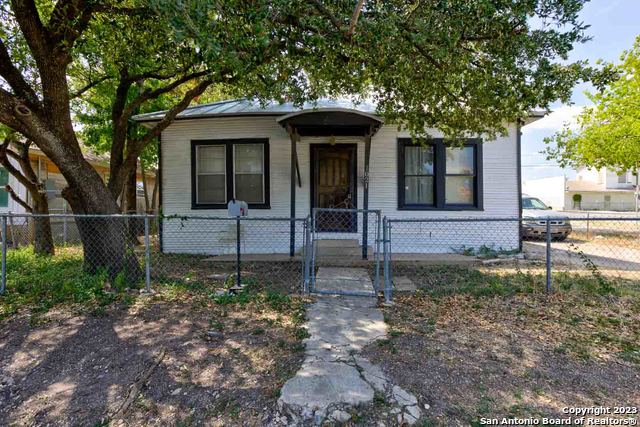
[[161, 217, 306, 255], [372, 124, 520, 252], [160, 118, 519, 254]]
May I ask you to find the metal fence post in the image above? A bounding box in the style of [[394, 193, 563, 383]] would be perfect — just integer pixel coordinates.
[[383, 217, 392, 303], [236, 216, 241, 287], [144, 215, 151, 293], [310, 211, 317, 292], [1, 215, 6, 295], [374, 211, 381, 292], [546, 218, 552, 292], [302, 218, 309, 293], [62, 201, 68, 244]]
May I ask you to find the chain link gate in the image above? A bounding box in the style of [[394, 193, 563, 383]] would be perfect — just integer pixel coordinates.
[[304, 208, 382, 297]]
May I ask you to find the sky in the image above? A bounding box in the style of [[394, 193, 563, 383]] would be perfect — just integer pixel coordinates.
[[521, 0, 639, 181]]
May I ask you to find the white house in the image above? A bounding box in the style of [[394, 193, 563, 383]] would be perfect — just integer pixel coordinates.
[[133, 99, 543, 255], [566, 167, 639, 211], [523, 167, 639, 212]]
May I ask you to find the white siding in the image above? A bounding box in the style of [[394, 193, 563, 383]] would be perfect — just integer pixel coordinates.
[[160, 117, 520, 253]]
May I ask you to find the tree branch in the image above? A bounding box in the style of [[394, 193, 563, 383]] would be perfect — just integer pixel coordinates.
[[133, 78, 214, 148], [47, 0, 94, 51], [71, 75, 113, 99], [5, 184, 32, 212], [0, 135, 38, 193], [9, 0, 49, 60], [0, 37, 41, 107], [309, 0, 344, 33], [121, 70, 209, 119], [347, 0, 365, 36]]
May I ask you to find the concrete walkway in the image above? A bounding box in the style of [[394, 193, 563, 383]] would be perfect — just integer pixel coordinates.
[[278, 268, 421, 425]]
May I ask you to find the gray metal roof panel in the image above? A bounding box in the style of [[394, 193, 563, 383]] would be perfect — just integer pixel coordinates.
[[132, 97, 545, 123], [131, 98, 378, 122]]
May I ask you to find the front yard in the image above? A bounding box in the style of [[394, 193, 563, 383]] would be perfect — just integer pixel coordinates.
[[1, 249, 639, 426], [0, 248, 308, 426], [363, 266, 640, 426]]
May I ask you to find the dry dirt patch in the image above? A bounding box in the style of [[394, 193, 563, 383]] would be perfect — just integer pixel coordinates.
[[363, 292, 640, 426], [0, 289, 308, 426]]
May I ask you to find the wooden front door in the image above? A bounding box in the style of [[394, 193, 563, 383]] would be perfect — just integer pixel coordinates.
[[311, 144, 357, 232]]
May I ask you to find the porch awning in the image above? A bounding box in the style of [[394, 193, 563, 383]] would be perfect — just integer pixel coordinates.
[[276, 108, 383, 137]]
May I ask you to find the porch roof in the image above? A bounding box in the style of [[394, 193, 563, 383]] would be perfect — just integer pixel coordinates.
[[276, 108, 383, 137]]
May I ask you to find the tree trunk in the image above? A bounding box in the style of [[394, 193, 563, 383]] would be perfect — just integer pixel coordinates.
[[141, 163, 150, 212], [151, 168, 159, 213], [122, 166, 140, 246], [123, 166, 137, 214], [31, 193, 54, 256], [62, 175, 143, 284]]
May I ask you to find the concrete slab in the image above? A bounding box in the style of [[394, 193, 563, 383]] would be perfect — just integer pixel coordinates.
[[394, 276, 417, 292], [278, 290, 422, 424], [314, 267, 374, 294], [279, 361, 374, 409]]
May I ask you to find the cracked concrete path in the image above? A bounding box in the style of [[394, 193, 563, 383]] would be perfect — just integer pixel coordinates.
[[278, 268, 421, 425]]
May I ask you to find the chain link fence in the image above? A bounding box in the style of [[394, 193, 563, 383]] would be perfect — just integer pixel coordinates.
[[2, 212, 639, 300], [384, 216, 640, 300], [0, 213, 308, 296]]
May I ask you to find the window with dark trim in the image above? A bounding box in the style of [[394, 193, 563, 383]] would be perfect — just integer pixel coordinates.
[[398, 138, 483, 210], [191, 139, 270, 209]]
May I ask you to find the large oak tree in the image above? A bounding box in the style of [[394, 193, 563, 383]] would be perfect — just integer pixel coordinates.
[[1, 0, 590, 278]]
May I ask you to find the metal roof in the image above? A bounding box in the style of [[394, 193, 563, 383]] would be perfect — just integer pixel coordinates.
[[131, 98, 379, 122], [131, 97, 547, 124]]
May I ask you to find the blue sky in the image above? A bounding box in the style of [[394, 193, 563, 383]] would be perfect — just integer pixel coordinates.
[[521, 0, 639, 181]]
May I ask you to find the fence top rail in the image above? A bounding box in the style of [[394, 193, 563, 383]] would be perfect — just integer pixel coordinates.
[[386, 216, 640, 223], [162, 215, 308, 222], [2, 213, 157, 219], [1, 213, 309, 222]]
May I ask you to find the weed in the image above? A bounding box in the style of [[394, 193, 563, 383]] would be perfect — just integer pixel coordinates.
[[0, 247, 125, 320], [567, 243, 616, 295], [294, 327, 310, 340]]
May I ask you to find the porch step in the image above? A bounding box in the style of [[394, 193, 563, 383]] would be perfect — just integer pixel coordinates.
[[316, 245, 375, 257], [316, 239, 360, 248]]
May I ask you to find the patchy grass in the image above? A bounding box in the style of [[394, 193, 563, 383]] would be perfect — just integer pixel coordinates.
[[0, 247, 124, 321], [1, 246, 305, 323], [0, 250, 310, 426], [364, 266, 640, 426], [400, 264, 638, 298]]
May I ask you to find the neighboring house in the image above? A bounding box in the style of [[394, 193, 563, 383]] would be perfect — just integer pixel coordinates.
[[566, 167, 639, 211], [0, 146, 157, 215], [523, 168, 639, 212], [133, 98, 543, 254]]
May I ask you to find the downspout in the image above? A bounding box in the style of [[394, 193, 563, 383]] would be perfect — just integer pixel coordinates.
[[516, 120, 523, 252]]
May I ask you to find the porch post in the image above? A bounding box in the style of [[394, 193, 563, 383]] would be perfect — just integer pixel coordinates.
[[288, 125, 297, 256], [362, 129, 372, 259]]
